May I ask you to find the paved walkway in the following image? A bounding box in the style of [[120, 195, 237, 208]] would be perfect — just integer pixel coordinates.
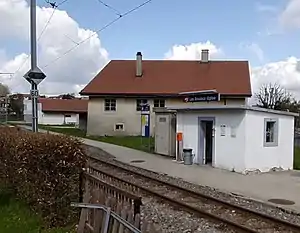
[[20, 125, 300, 213]]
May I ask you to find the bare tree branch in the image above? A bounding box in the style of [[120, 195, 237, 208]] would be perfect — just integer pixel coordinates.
[[255, 83, 293, 110]]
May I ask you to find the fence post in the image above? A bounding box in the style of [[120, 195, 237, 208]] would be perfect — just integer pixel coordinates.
[[102, 207, 111, 233], [134, 198, 142, 215], [79, 170, 84, 203]]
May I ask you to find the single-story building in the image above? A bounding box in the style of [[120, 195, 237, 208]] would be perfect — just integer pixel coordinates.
[[154, 105, 297, 173], [80, 50, 251, 136], [24, 98, 88, 130]]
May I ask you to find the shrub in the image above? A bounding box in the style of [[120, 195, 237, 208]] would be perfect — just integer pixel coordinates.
[[0, 126, 87, 227]]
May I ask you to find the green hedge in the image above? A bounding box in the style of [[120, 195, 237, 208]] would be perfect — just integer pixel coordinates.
[[0, 126, 87, 227]]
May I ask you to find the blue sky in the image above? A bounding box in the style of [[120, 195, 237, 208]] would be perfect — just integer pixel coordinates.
[[1, 0, 299, 95], [31, 0, 299, 67], [2, 0, 298, 66]]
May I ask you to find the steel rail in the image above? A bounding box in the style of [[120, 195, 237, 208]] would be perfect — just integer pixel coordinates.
[[88, 156, 300, 233]]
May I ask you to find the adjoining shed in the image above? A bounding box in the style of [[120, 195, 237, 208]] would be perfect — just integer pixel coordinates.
[[155, 105, 297, 173], [24, 98, 88, 130]]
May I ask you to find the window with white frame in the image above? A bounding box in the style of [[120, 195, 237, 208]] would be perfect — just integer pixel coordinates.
[[104, 99, 116, 111], [264, 118, 278, 147], [136, 99, 148, 111], [115, 123, 124, 131], [154, 99, 165, 108]]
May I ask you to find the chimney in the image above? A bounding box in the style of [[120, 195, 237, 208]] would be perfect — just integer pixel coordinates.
[[136, 52, 142, 77], [201, 49, 209, 63]]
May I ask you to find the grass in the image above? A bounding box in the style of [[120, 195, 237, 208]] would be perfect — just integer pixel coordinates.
[[0, 187, 75, 233], [38, 125, 155, 152], [294, 147, 300, 170]]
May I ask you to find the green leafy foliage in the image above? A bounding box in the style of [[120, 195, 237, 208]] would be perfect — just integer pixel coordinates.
[[0, 126, 87, 227], [0, 186, 76, 233]]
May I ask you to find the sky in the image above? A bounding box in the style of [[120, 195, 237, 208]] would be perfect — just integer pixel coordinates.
[[0, 0, 300, 98]]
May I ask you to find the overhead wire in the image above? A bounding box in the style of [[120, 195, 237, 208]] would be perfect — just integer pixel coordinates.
[[11, 0, 70, 79], [95, 0, 122, 16], [42, 0, 153, 69]]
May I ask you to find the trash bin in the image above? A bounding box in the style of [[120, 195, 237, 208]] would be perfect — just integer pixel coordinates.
[[183, 148, 194, 165]]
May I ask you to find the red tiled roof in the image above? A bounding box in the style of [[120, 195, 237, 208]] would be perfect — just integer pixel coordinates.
[[38, 98, 88, 113], [80, 60, 252, 96]]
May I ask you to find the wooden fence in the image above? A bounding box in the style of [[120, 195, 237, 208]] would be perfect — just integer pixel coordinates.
[[75, 167, 159, 233]]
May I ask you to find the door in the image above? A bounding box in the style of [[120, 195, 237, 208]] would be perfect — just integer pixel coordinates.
[[141, 114, 150, 137], [205, 121, 213, 164], [155, 115, 170, 155], [198, 118, 215, 165]]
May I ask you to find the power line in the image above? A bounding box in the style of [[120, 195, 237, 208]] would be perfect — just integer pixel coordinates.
[[95, 0, 122, 16], [42, 0, 153, 69], [57, 0, 70, 7], [38, 6, 56, 40], [11, 0, 69, 79]]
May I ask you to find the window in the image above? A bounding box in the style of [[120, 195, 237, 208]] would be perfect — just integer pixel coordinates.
[[264, 118, 278, 147], [115, 123, 124, 131], [154, 99, 165, 108], [65, 114, 71, 118], [159, 117, 166, 122], [136, 99, 148, 111], [104, 99, 116, 111]]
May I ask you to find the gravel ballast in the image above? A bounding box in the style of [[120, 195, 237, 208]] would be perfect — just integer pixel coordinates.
[[142, 197, 235, 233], [84, 145, 300, 226]]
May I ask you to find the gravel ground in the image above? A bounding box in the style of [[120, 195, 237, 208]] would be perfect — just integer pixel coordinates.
[[84, 145, 300, 226], [141, 197, 235, 233], [93, 161, 296, 232]]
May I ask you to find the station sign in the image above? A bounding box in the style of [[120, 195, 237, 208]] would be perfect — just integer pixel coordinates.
[[183, 93, 220, 103]]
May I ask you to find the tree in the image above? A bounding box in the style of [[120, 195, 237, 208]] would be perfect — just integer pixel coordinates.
[[60, 93, 75, 99], [0, 83, 10, 97], [255, 83, 300, 128], [9, 94, 24, 120], [255, 83, 293, 110]]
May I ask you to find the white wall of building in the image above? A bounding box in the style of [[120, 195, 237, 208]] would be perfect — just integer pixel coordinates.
[[176, 110, 247, 171], [23, 99, 78, 125], [244, 110, 294, 172], [87, 97, 246, 136], [40, 113, 78, 125], [176, 108, 295, 173]]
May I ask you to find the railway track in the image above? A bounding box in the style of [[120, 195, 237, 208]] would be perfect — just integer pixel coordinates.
[[87, 157, 300, 233]]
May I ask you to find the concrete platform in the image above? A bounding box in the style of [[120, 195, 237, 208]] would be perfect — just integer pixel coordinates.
[[17, 125, 300, 213], [83, 138, 300, 213]]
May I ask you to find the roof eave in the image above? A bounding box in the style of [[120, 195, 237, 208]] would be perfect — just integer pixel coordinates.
[[79, 92, 252, 98], [42, 110, 87, 113]]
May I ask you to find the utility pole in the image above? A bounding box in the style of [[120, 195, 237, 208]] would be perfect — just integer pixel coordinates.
[[23, 0, 46, 132], [30, 0, 38, 132]]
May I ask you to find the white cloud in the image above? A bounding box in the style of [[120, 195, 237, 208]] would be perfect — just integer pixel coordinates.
[[251, 57, 300, 98], [0, 0, 108, 94], [164, 41, 224, 60], [279, 0, 300, 29], [255, 2, 278, 14], [166, 42, 300, 100], [240, 42, 265, 63]]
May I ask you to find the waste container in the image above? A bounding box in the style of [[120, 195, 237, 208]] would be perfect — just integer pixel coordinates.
[[183, 148, 194, 165]]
